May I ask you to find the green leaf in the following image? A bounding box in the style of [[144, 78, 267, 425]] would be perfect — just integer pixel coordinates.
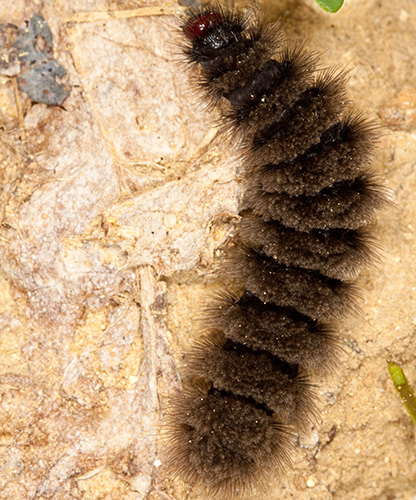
[[314, 0, 344, 13], [388, 361, 416, 426]]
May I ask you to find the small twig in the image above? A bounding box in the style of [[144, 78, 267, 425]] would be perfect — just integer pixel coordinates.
[[11, 77, 26, 143], [63, 5, 178, 24], [139, 265, 162, 414]]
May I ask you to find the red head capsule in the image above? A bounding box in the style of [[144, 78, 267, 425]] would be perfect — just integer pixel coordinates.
[[183, 11, 223, 40]]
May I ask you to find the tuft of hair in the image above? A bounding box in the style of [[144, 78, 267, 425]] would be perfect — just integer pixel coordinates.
[[180, 1, 284, 108], [163, 379, 294, 499]]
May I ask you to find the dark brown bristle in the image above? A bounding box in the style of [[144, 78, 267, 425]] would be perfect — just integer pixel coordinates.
[[246, 113, 379, 196], [165, 380, 293, 497], [238, 218, 378, 279], [245, 172, 387, 231], [228, 247, 357, 321], [165, 3, 387, 497], [185, 331, 318, 427], [205, 290, 340, 371]]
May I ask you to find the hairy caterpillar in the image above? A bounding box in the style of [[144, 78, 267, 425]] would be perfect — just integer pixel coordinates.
[[165, 3, 387, 497]]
